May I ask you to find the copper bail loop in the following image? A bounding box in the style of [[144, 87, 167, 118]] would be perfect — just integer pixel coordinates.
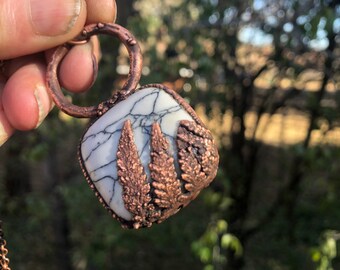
[[46, 23, 143, 118]]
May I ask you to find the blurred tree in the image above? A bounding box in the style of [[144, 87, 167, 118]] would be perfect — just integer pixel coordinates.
[[128, 0, 340, 269]]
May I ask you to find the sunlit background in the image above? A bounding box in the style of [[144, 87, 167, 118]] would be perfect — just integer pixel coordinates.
[[1, 0, 339, 269]]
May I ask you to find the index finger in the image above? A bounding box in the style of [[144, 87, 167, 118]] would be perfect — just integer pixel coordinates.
[[85, 0, 117, 24]]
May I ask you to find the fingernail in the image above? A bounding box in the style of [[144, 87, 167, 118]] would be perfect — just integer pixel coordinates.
[[78, 40, 98, 89], [90, 53, 98, 87], [88, 39, 99, 86], [0, 122, 10, 146], [0, 114, 14, 146], [34, 84, 49, 128], [87, 40, 98, 88], [29, 0, 82, 36], [0, 82, 11, 146]]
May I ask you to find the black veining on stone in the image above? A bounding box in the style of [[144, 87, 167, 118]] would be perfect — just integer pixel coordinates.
[[80, 87, 192, 211]]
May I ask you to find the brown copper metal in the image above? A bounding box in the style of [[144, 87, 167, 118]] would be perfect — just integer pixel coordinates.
[[77, 83, 219, 228], [66, 39, 90, 46], [177, 120, 219, 202], [116, 120, 157, 229], [46, 23, 143, 118], [149, 122, 184, 223], [0, 221, 10, 270], [114, 117, 218, 228]]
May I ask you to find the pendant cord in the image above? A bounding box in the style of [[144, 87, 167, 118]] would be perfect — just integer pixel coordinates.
[[0, 220, 10, 270]]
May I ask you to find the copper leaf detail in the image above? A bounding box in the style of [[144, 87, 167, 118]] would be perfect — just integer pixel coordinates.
[[149, 122, 183, 222], [117, 120, 154, 228], [177, 120, 219, 200]]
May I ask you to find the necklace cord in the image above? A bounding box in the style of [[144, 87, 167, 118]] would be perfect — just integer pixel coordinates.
[[0, 221, 10, 270]]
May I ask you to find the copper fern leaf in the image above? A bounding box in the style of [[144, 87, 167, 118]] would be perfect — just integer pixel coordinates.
[[117, 120, 155, 228], [149, 122, 184, 222], [177, 120, 219, 200]]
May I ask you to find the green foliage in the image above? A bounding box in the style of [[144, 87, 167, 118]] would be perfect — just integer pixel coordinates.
[[192, 219, 243, 268], [311, 231, 340, 270]]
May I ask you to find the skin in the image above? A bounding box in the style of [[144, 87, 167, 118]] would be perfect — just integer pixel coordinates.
[[0, 0, 117, 145]]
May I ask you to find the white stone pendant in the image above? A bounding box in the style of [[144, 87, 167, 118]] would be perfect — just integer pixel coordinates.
[[46, 23, 219, 229], [78, 85, 219, 228]]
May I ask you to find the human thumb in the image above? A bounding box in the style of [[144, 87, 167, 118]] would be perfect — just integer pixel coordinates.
[[0, 0, 87, 59]]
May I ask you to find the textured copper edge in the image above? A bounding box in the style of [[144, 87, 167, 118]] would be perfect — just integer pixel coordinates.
[[77, 91, 133, 228], [149, 122, 184, 223], [46, 23, 143, 118], [176, 120, 219, 202], [78, 84, 219, 229], [77, 142, 131, 228], [116, 120, 158, 229]]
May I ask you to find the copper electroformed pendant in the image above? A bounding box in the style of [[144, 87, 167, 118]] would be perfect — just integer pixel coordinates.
[[0, 221, 10, 270], [46, 23, 219, 229]]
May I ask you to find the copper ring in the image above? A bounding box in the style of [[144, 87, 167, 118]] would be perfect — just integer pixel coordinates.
[[46, 23, 143, 118]]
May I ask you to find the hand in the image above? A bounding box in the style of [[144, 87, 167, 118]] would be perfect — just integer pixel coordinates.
[[0, 0, 117, 146]]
